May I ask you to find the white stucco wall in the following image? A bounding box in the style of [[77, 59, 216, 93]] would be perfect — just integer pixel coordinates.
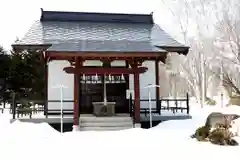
[[48, 60, 74, 110], [129, 61, 157, 108], [111, 60, 126, 66], [83, 60, 126, 67], [83, 60, 102, 66], [48, 60, 158, 110]]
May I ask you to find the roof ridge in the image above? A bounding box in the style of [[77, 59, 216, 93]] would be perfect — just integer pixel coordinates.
[[41, 8, 153, 16], [40, 8, 154, 24]]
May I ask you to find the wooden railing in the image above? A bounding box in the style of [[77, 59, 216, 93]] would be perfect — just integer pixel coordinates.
[[129, 93, 190, 121], [8, 92, 189, 121], [10, 95, 75, 119]]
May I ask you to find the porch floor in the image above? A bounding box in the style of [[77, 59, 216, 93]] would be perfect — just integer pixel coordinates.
[[9, 110, 191, 124]]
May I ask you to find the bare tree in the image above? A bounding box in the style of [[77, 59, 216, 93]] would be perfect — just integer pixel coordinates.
[[160, 0, 217, 101], [161, 0, 240, 104], [212, 0, 240, 98]]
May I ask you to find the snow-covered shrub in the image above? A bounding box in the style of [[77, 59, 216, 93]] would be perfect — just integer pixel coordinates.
[[191, 125, 238, 145], [191, 112, 240, 146], [205, 97, 216, 106], [208, 126, 238, 146], [228, 96, 240, 106], [191, 125, 210, 141]]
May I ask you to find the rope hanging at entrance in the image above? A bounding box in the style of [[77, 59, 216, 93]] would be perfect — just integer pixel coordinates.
[[80, 74, 125, 83], [63, 66, 148, 75]]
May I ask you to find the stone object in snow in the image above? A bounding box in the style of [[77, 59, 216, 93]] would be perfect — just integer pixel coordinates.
[[205, 112, 240, 129]]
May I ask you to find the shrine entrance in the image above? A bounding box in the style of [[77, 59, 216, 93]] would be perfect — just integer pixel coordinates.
[[79, 74, 129, 114]]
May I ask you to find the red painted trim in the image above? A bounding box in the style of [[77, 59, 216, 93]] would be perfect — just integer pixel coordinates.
[[134, 72, 140, 123], [73, 58, 80, 125], [63, 67, 148, 75]]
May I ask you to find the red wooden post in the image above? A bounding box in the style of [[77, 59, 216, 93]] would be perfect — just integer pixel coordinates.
[[73, 58, 80, 126], [128, 60, 142, 126], [134, 70, 140, 124]]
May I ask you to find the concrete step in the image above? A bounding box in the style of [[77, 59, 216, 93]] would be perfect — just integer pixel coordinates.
[[80, 126, 133, 131], [79, 116, 132, 123], [79, 114, 133, 131], [80, 121, 133, 127]]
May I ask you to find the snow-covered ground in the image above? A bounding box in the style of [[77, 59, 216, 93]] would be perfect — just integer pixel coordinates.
[[0, 103, 240, 160]]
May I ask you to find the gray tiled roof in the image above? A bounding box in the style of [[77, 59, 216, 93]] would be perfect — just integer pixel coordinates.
[[13, 10, 188, 53], [47, 40, 167, 52]]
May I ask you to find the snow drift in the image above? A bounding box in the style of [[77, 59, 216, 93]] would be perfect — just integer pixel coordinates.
[[0, 104, 240, 160]]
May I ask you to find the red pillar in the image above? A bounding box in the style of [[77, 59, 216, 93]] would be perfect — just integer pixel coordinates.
[[73, 58, 80, 126], [134, 72, 140, 123]]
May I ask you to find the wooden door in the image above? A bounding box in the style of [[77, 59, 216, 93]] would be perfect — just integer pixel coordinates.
[[79, 75, 103, 114], [79, 75, 129, 114], [106, 83, 128, 113]]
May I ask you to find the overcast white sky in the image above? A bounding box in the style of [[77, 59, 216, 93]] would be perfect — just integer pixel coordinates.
[[0, 0, 191, 50]]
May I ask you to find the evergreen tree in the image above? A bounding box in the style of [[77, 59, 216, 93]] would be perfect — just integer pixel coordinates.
[[8, 49, 44, 101], [0, 46, 11, 104], [0, 45, 45, 104], [24, 50, 45, 100]]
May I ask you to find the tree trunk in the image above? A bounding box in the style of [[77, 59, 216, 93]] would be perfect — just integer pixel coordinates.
[[204, 69, 208, 99]]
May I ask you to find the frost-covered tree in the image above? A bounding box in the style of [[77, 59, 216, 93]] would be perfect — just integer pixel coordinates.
[[212, 0, 240, 98], [160, 0, 217, 101], [159, 0, 240, 105]]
